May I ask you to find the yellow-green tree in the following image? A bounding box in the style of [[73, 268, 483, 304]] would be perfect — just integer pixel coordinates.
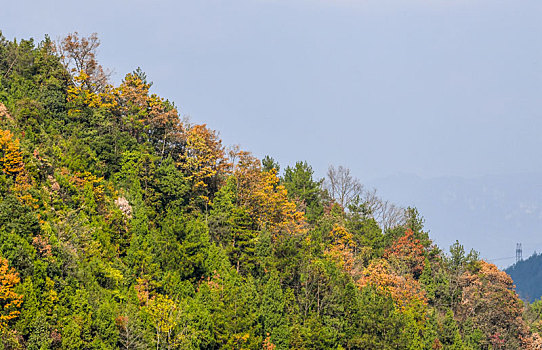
[[146, 294, 179, 350]]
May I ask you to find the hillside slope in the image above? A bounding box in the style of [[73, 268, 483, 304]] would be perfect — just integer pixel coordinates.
[[506, 254, 542, 303], [0, 32, 539, 349]]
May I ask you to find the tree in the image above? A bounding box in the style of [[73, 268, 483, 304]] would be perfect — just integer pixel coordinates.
[[261, 155, 280, 173], [325, 165, 405, 230], [117, 71, 152, 139], [260, 271, 289, 349], [446, 241, 479, 310], [116, 306, 148, 350], [358, 259, 427, 311], [57, 32, 109, 91], [209, 180, 258, 274], [282, 161, 324, 222], [439, 309, 464, 349], [375, 200, 405, 232], [179, 123, 229, 204], [325, 165, 362, 208], [455, 260, 538, 349], [239, 167, 306, 239], [0, 129, 24, 175], [385, 229, 426, 278], [346, 285, 405, 349], [0, 256, 22, 342], [146, 294, 179, 350]]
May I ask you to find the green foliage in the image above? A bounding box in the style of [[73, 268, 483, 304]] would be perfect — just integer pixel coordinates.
[[209, 177, 258, 275], [261, 155, 280, 173], [260, 271, 289, 349], [282, 161, 324, 222], [0, 32, 536, 350]]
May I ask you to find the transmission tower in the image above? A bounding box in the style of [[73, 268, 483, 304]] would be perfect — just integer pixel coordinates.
[[516, 243, 523, 263]]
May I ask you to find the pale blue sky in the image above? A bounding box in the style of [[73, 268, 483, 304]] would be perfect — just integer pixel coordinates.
[[3, 0, 541, 180], [3, 0, 542, 262]]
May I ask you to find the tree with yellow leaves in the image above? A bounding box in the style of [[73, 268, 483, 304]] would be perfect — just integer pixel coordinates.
[[179, 123, 229, 203], [0, 128, 35, 207], [0, 256, 23, 341], [234, 155, 306, 239], [146, 294, 179, 350], [66, 71, 118, 115], [0, 129, 24, 176], [324, 224, 359, 275]]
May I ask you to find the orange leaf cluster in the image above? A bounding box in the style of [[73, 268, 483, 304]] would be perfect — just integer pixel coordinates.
[[0, 129, 36, 207], [32, 235, 53, 258], [134, 277, 150, 305], [236, 161, 306, 239], [358, 259, 427, 311], [456, 261, 540, 348], [0, 257, 23, 330], [263, 334, 277, 350], [385, 229, 426, 277]]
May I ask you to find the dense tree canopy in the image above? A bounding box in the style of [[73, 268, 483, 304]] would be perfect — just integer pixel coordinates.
[[0, 31, 538, 349]]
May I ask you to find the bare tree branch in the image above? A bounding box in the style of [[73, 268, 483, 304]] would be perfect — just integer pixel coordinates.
[[56, 32, 110, 92], [325, 165, 406, 231]]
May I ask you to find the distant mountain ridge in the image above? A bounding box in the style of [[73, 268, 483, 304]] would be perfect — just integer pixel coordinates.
[[506, 253, 542, 302]]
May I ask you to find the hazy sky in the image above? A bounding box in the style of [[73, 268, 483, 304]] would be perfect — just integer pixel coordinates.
[[3, 0, 541, 181]]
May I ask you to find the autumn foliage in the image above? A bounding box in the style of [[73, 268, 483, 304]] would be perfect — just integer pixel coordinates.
[[358, 259, 427, 311], [0, 129, 24, 176], [0, 257, 22, 331], [385, 229, 426, 278], [179, 123, 228, 197], [0, 32, 539, 349], [456, 261, 541, 349], [235, 157, 306, 239]]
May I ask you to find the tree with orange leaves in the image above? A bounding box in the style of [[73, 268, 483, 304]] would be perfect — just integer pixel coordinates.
[[385, 229, 426, 278], [456, 260, 541, 349], [147, 95, 183, 159], [0, 256, 23, 334], [0, 129, 35, 207], [57, 32, 109, 92], [358, 259, 427, 311], [116, 71, 151, 137]]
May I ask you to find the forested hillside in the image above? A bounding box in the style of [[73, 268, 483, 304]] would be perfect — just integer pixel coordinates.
[[506, 254, 542, 303], [0, 32, 540, 349]]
